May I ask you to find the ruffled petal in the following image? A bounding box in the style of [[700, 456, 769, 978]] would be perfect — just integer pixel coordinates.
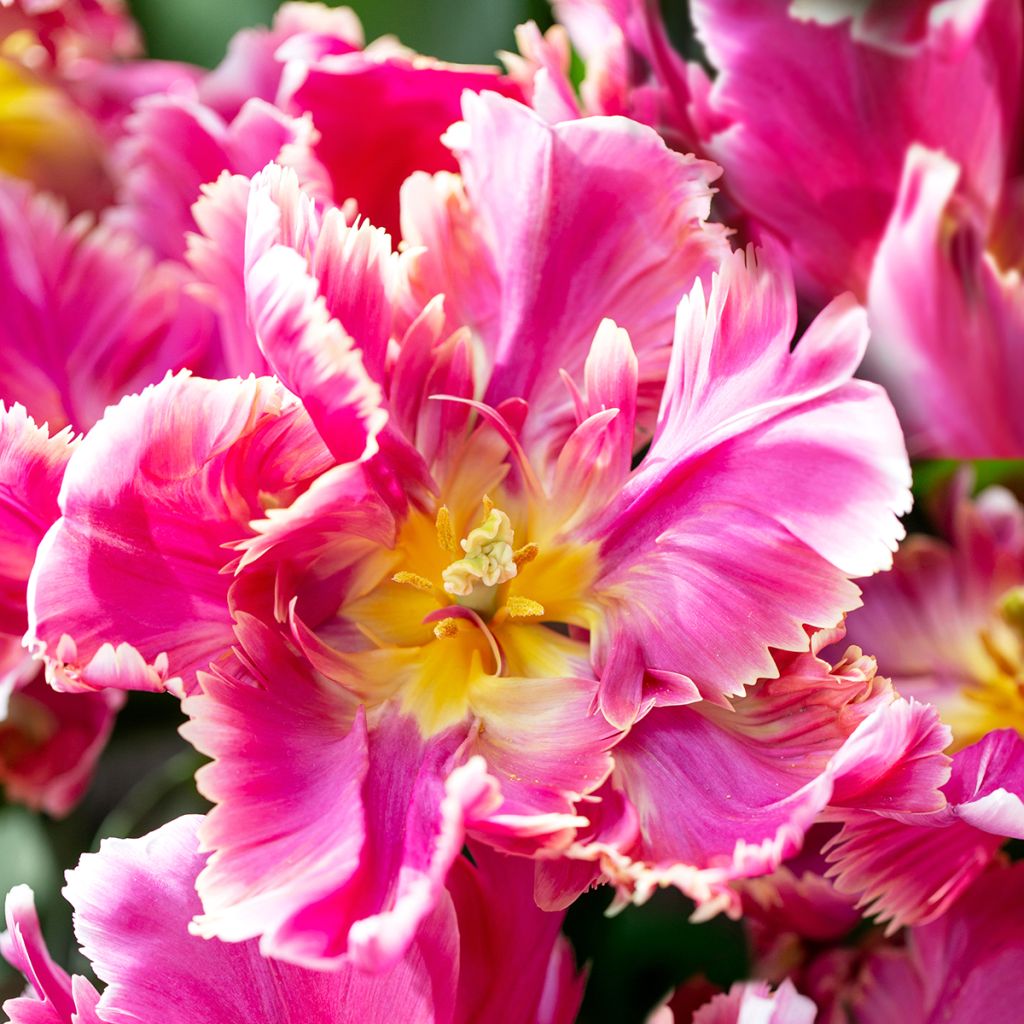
[[591, 246, 910, 722], [182, 617, 497, 971], [64, 814, 461, 1024], [599, 642, 948, 908], [826, 729, 1024, 930], [401, 90, 728, 462], [27, 372, 333, 695], [1, 884, 101, 1024]]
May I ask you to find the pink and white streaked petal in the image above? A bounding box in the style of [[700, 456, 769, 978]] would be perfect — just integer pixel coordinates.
[[0, 405, 74, 634], [64, 815, 461, 1024], [866, 146, 1024, 456], [182, 619, 497, 971], [1, 884, 101, 1024], [0, 180, 212, 432], [245, 231, 386, 463], [790, 0, 994, 55], [604, 646, 948, 908], [590, 247, 910, 721], [691, 0, 1022, 299], [27, 373, 333, 696], [402, 90, 728, 461], [826, 729, 1024, 930], [186, 173, 272, 378]]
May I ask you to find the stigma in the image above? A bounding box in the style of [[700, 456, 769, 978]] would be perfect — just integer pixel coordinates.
[[442, 503, 518, 597]]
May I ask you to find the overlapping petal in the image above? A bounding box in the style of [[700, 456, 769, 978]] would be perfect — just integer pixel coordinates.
[[826, 729, 1024, 930], [0, 180, 211, 432], [400, 89, 729, 460], [690, 0, 1022, 299], [26, 372, 334, 695], [589, 246, 910, 722]]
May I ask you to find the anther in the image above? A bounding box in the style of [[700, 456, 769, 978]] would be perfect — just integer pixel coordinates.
[[506, 596, 545, 618], [513, 543, 538, 568], [435, 505, 457, 555], [433, 617, 460, 639], [392, 571, 435, 593]]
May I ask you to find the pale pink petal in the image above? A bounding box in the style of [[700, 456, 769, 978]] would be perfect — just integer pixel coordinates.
[[401, 90, 728, 462], [27, 372, 333, 695], [691, 0, 1022, 299], [65, 814, 461, 1024], [689, 980, 816, 1024], [0, 180, 212, 432], [866, 145, 1024, 455]]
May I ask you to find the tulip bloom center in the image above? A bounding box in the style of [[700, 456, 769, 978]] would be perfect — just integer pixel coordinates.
[[338, 492, 597, 736]]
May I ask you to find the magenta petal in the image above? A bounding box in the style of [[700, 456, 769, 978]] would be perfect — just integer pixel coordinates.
[[0, 405, 75, 635], [866, 146, 1024, 455], [183, 619, 497, 970], [450, 843, 584, 1024], [0, 180, 212, 432], [854, 861, 1024, 1024], [691, 0, 1022, 299], [1, 885, 101, 1024], [284, 46, 522, 238]]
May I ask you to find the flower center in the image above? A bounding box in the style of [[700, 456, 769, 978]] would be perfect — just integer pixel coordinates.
[[442, 501, 518, 598], [952, 585, 1024, 750]]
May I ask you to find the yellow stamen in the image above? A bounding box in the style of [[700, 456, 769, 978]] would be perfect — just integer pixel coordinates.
[[482, 494, 495, 516], [433, 617, 460, 639], [435, 505, 457, 555], [506, 596, 545, 618], [392, 571, 435, 593], [513, 543, 539, 568]]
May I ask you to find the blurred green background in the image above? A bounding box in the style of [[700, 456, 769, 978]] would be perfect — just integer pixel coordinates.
[[129, 0, 555, 67]]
